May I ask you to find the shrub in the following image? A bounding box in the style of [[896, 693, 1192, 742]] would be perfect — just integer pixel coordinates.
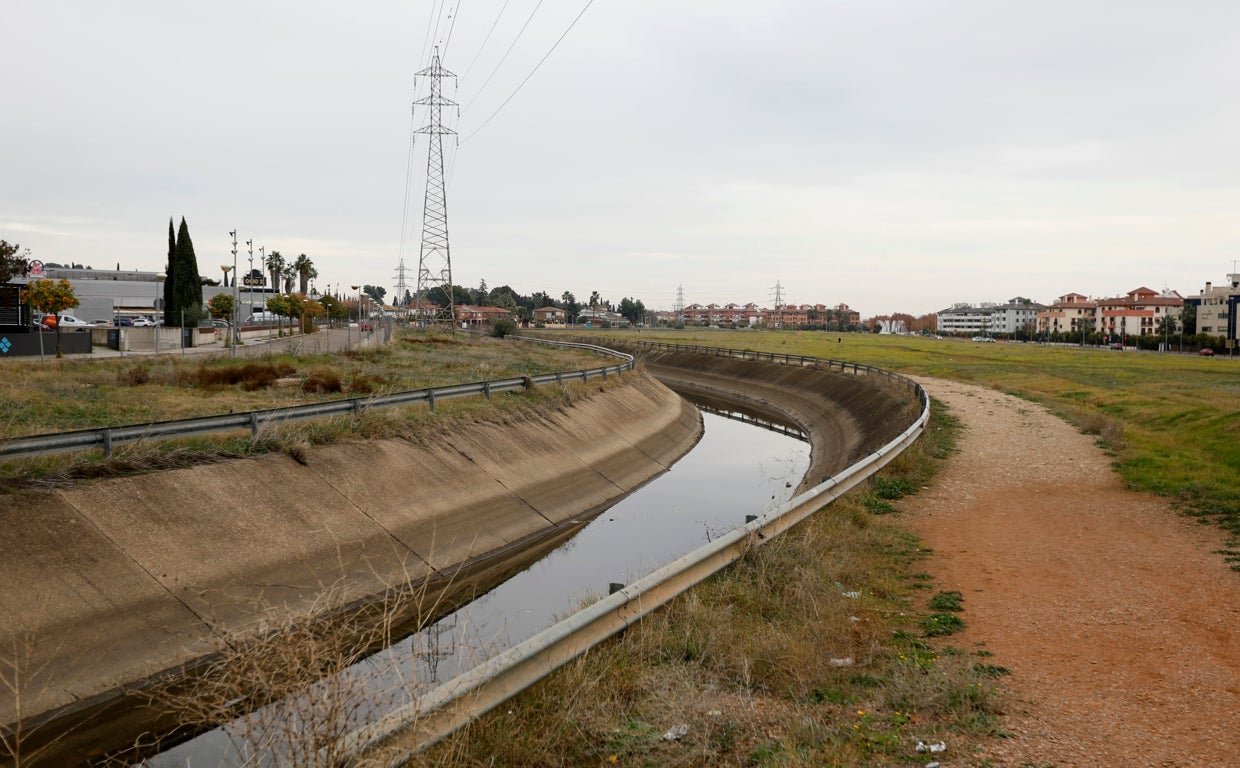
[[303, 368, 343, 393], [490, 319, 517, 338]]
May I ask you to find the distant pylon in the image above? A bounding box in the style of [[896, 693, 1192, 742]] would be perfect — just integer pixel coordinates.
[[414, 48, 457, 326], [393, 256, 412, 311], [772, 281, 785, 328], [674, 284, 685, 326]]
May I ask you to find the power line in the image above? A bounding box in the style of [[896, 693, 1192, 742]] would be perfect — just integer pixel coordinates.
[[463, 0, 547, 114], [461, 0, 598, 145], [442, 1, 463, 60], [461, 0, 512, 80]]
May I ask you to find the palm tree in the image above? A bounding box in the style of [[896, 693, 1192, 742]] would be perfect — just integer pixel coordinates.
[[281, 263, 296, 294], [265, 250, 285, 294], [293, 253, 317, 295]]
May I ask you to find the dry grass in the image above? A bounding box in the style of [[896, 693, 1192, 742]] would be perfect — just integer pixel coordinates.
[[0, 332, 618, 494], [0, 331, 604, 441]]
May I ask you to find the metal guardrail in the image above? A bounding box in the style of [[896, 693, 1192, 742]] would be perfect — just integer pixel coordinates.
[[0, 337, 634, 462], [342, 345, 930, 765]]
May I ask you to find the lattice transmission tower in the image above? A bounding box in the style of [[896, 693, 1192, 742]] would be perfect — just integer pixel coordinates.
[[413, 48, 457, 326]]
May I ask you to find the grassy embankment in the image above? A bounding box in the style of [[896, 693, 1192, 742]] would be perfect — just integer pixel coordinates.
[[0, 332, 608, 492]]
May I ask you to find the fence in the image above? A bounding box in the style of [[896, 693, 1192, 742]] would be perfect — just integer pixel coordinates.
[[0, 338, 633, 462]]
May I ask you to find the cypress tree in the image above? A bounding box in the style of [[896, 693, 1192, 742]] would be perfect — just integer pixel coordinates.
[[163, 217, 175, 325], [171, 217, 204, 326]]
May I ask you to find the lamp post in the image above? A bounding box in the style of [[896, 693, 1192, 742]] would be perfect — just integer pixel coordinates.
[[351, 284, 360, 349], [227, 231, 239, 356], [154, 273, 166, 354], [246, 238, 254, 323], [220, 263, 234, 353]]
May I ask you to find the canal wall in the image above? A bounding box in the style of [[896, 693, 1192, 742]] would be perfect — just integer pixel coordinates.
[[626, 347, 922, 493], [0, 372, 701, 748]]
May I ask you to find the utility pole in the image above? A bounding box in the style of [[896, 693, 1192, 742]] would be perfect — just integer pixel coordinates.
[[413, 48, 457, 328], [227, 230, 239, 356], [245, 238, 254, 320], [771, 281, 785, 329]]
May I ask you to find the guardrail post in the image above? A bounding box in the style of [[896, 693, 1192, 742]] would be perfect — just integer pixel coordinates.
[[428, 391, 436, 411], [484, 382, 491, 400], [249, 412, 259, 437], [102, 429, 112, 459]]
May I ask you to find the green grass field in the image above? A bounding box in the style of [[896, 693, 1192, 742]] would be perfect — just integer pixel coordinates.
[[588, 328, 1240, 545]]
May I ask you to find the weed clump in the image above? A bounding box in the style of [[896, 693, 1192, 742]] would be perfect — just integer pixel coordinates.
[[922, 612, 966, 637], [192, 361, 296, 391], [303, 368, 343, 393], [117, 364, 151, 386], [928, 590, 965, 612]]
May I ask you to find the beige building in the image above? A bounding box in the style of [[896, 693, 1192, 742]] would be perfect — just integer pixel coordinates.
[[1096, 287, 1183, 341], [1194, 274, 1240, 343], [1036, 293, 1098, 336]]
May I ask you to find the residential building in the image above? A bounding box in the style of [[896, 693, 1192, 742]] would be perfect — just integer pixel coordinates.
[[532, 306, 567, 327], [936, 303, 997, 335], [1194, 273, 1240, 343], [1095, 287, 1183, 342], [454, 304, 512, 327], [990, 297, 1046, 336], [1036, 293, 1098, 336]]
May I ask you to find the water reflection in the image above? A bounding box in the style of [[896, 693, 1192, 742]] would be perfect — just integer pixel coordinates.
[[145, 409, 809, 766]]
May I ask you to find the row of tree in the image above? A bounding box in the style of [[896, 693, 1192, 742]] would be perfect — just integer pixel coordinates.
[[416, 281, 648, 325]]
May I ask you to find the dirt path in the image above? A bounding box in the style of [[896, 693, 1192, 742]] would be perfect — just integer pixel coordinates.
[[904, 378, 1240, 768]]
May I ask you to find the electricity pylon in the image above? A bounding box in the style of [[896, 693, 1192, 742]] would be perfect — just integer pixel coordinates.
[[414, 48, 457, 326]]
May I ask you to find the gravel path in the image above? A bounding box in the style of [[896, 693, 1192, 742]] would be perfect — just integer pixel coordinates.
[[904, 378, 1240, 767]]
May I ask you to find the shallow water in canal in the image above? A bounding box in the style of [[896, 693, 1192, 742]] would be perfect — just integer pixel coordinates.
[[145, 407, 810, 766]]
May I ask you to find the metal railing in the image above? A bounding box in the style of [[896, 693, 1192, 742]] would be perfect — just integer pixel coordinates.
[[0, 337, 633, 462], [342, 345, 929, 765]]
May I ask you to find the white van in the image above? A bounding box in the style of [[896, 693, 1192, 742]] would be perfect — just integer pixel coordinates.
[[246, 311, 281, 324]]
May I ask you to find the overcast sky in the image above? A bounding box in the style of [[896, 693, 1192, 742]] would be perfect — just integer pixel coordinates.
[[6, 1, 1240, 316]]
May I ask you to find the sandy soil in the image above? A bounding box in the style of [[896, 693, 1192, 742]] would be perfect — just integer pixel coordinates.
[[903, 378, 1240, 768]]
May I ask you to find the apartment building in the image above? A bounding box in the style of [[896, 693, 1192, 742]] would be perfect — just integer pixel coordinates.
[[1193, 273, 1240, 342], [936, 302, 997, 335], [1036, 293, 1097, 335], [1095, 287, 1183, 340]]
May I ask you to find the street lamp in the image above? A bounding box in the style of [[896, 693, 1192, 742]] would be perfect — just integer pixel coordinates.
[[351, 285, 360, 348], [220, 263, 233, 353], [227, 231, 239, 356], [154, 273, 166, 354]]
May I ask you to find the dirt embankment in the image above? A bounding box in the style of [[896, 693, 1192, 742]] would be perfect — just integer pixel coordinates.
[[0, 373, 701, 754]]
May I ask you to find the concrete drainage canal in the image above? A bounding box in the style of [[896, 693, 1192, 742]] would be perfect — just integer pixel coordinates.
[[144, 399, 811, 767]]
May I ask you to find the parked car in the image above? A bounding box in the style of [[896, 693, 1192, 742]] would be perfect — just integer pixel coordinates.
[[210, 319, 230, 329], [36, 313, 91, 329], [1109, 343, 1124, 350], [970, 336, 996, 343], [130, 316, 155, 327], [88, 319, 111, 327], [1199, 348, 1215, 356]]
